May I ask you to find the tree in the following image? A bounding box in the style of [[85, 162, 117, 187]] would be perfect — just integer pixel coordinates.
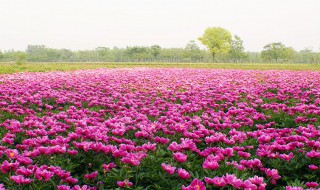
[[26, 45, 47, 61], [96, 47, 110, 61], [15, 51, 26, 65], [297, 48, 317, 63], [261, 42, 296, 62], [125, 47, 150, 61], [150, 45, 161, 58], [0, 50, 3, 60], [184, 40, 202, 62], [282, 47, 296, 62], [198, 27, 232, 62], [59, 49, 73, 61], [229, 35, 248, 62], [96, 47, 109, 57]]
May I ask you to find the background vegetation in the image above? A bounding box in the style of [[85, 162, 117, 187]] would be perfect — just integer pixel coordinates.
[[0, 42, 319, 64], [1, 27, 319, 64]]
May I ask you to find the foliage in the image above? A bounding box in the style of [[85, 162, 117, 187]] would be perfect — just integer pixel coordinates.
[[124, 46, 150, 60], [15, 52, 26, 65], [261, 42, 296, 63], [296, 48, 320, 64], [229, 35, 248, 62], [0, 42, 319, 63], [184, 40, 202, 62], [150, 45, 161, 58], [96, 47, 110, 61], [198, 27, 232, 61]]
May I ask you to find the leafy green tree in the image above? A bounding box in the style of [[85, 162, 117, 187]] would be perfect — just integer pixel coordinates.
[[15, 51, 26, 65], [59, 49, 73, 61], [150, 45, 161, 58], [297, 48, 319, 63], [198, 27, 232, 62], [26, 45, 47, 61], [229, 35, 248, 62], [125, 47, 150, 61], [184, 40, 202, 62], [96, 47, 109, 56], [261, 42, 296, 62], [282, 47, 296, 62], [96, 47, 110, 61]]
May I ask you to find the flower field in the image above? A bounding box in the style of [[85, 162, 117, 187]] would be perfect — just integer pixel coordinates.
[[0, 68, 320, 190]]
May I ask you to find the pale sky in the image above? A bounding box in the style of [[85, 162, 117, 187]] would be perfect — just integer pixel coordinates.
[[0, 0, 319, 52]]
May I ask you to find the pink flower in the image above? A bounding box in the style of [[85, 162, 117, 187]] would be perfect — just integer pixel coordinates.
[[67, 150, 78, 156], [154, 137, 170, 144], [64, 177, 78, 184], [237, 151, 251, 158], [57, 185, 71, 190], [177, 168, 190, 180], [17, 157, 32, 165], [161, 163, 176, 175], [306, 182, 318, 188], [142, 142, 156, 151], [202, 160, 219, 170], [265, 168, 281, 180], [309, 164, 318, 171], [241, 180, 257, 190], [72, 185, 89, 190], [173, 152, 187, 163], [121, 153, 146, 166], [224, 174, 243, 189], [0, 160, 19, 173], [117, 179, 133, 187], [84, 171, 98, 180], [16, 166, 34, 176], [182, 178, 206, 190], [248, 176, 265, 186], [279, 152, 294, 162], [5, 149, 19, 159], [10, 175, 32, 185], [35, 168, 55, 181], [0, 183, 6, 190], [168, 142, 182, 152], [102, 162, 116, 172], [204, 177, 226, 187]]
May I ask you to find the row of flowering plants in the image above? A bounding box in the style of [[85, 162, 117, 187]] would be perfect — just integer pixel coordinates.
[[0, 68, 320, 189]]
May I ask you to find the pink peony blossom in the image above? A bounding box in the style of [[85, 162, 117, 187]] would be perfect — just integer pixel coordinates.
[[10, 175, 32, 185], [182, 178, 206, 190], [177, 168, 190, 180], [117, 179, 133, 187], [173, 152, 187, 163], [161, 163, 176, 175], [84, 171, 98, 180]]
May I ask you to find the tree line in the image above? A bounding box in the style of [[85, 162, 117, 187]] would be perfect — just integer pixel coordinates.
[[0, 27, 319, 63]]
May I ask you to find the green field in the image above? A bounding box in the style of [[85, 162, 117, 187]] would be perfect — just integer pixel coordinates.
[[1, 62, 320, 74]]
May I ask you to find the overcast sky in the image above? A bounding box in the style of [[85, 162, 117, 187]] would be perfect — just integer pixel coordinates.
[[0, 0, 319, 52]]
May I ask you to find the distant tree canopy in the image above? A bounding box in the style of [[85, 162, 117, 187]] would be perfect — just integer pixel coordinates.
[[229, 35, 248, 63], [150, 45, 161, 58], [261, 42, 296, 62], [184, 40, 202, 62], [198, 27, 232, 61], [296, 48, 320, 63], [125, 47, 149, 60]]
